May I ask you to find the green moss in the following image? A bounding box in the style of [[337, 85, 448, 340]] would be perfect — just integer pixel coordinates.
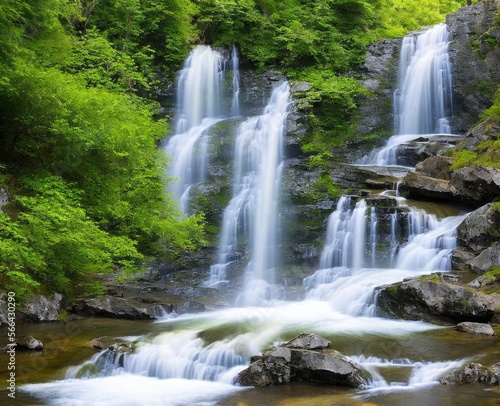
[[419, 274, 441, 283], [385, 285, 399, 296], [449, 149, 478, 170]]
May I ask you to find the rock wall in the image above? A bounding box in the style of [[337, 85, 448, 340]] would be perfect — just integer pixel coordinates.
[[447, 0, 500, 133]]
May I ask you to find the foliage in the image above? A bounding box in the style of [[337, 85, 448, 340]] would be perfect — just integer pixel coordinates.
[[373, 0, 471, 38], [450, 86, 500, 170], [0, 0, 206, 301], [289, 69, 370, 155]]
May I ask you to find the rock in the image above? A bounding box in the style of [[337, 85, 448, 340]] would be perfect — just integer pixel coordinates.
[[376, 276, 500, 324], [20, 294, 62, 322], [457, 203, 500, 254], [0, 188, 9, 208], [289, 349, 365, 387], [451, 166, 500, 207], [355, 38, 400, 140], [469, 274, 498, 289], [447, 0, 500, 133], [91, 336, 119, 351], [456, 117, 500, 152], [235, 333, 365, 388], [451, 248, 476, 271], [456, 322, 496, 336], [415, 156, 453, 180], [16, 336, 44, 351], [440, 362, 500, 385], [469, 245, 500, 274], [236, 347, 292, 387], [178, 301, 207, 314], [82, 297, 152, 320], [400, 172, 457, 202], [282, 333, 331, 350]]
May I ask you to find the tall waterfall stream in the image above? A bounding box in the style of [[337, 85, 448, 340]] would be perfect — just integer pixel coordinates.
[[15, 26, 500, 406]]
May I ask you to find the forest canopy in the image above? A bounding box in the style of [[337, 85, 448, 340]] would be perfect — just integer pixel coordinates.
[[0, 0, 473, 300]]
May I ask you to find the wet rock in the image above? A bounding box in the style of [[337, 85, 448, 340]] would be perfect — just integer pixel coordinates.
[[16, 336, 44, 351], [456, 322, 496, 336], [235, 333, 365, 388], [376, 276, 500, 324], [91, 336, 135, 355], [282, 333, 331, 350], [91, 336, 119, 351], [440, 362, 500, 385]]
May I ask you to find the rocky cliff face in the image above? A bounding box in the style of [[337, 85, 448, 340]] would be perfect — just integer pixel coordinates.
[[447, 0, 500, 133]]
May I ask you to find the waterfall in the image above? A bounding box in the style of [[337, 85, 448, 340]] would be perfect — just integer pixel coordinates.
[[165, 46, 228, 213], [358, 23, 454, 166], [396, 23, 453, 135], [319, 197, 368, 270], [231, 46, 240, 117], [306, 195, 465, 316], [22, 34, 478, 405], [216, 82, 288, 306]]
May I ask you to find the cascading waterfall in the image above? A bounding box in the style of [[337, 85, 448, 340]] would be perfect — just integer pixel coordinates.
[[304, 194, 465, 316], [206, 82, 290, 304], [396, 23, 453, 135], [165, 46, 236, 213], [358, 23, 454, 166], [21, 27, 478, 405]]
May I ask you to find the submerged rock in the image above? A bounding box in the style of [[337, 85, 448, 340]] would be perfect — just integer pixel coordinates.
[[456, 322, 496, 336], [234, 333, 365, 388], [17, 336, 44, 351]]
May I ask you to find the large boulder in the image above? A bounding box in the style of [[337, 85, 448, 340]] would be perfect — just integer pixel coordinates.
[[234, 333, 365, 388], [450, 166, 500, 207], [376, 276, 500, 323], [0, 293, 63, 325], [457, 203, 500, 255], [77, 296, 180, 320]]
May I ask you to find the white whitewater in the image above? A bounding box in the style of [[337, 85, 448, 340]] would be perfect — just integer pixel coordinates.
[[165, 46, 230, 213], [206, 83, 290, 305], [358, 23, 454, 166]]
